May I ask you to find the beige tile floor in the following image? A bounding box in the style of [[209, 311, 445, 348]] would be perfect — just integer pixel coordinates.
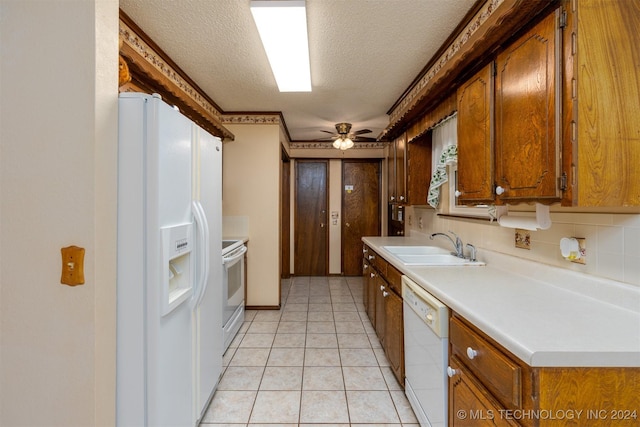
[[200, 276, 419, 426]]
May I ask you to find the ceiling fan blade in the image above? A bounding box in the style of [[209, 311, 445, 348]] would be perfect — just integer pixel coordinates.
[[353, 129, 372, 135], [354, 136, 377, 142], [320, 130, 336, 135]]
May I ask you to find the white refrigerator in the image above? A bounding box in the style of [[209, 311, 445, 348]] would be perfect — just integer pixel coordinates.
[[117, 93, 223, 426]]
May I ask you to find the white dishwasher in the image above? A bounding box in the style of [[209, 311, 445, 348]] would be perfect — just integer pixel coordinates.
[[402, 275, 449, 427]]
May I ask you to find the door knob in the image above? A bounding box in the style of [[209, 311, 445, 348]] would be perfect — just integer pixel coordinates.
[[496, 186, 505, 195]]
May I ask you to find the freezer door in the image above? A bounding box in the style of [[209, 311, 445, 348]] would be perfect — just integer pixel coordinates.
[[116, 93, 195, 427], [146, 96, 195, 427]]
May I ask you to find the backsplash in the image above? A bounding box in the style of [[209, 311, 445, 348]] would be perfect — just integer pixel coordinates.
[[406, 207, 640, 287]]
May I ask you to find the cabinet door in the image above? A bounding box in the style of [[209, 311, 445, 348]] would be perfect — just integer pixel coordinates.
[[367, 268, 377, 327], [449, 357, 520, 427], [495, 10, 562, 203], [406, 135, 432, 205], [387, 142, 396, 203], [384, 288, 404, 386], [564, 0, 640, 207], [394, 134, 406, 203], [362, 258, 370, 312], [375, 276, 386, 343], [457, 63, 494, 204]]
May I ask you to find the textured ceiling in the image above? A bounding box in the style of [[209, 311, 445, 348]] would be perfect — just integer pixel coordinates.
[[119, 0, 476, 141]]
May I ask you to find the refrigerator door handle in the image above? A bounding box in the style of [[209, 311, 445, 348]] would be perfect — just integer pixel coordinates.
[[192, 200, 210, 307]]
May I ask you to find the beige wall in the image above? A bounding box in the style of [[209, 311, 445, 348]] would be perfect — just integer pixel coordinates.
[[329, 160, 343, 274], [406, 205, 640, 287], [0, 1, 118, 425], [222, 124, 281, 306]]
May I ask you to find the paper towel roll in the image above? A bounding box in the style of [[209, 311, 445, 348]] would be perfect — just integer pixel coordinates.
[[497, 203, 552, 230]]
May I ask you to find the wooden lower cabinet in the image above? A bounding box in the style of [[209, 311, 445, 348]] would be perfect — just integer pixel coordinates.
[[449, 356, 520, 427], [383, 286, 404, 384], [450, 313, 640, 427], [374, 274, 386, 343], [362, 244, 405, 386]]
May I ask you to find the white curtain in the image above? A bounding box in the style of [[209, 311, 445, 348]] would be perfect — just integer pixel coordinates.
[[427, 114, 457, 208]]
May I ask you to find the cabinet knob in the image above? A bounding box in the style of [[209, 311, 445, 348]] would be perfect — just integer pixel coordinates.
[[380, 285, 385, 291], [383, 291, 389, 297], [399, 195, 405, 201], [496, 186, 505, 195], [363, 264, 368, 270], [390, 196, 395, 201], [454, 190, 462, 198], [368, 255, 375, 260], [370, 272, 375, 278], [466, 347, 478, 360], [447, 366, 458, 378]]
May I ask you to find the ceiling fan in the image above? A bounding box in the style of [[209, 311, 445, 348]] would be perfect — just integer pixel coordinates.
[[320, 122, 376, 150]]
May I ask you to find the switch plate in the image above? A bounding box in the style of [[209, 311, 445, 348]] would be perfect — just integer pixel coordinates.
[[60, 245, 85, 286]]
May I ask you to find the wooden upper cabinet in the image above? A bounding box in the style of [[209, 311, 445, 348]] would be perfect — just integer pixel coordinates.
[[562, 0, 640, 207], [388, 131, 432, 205], [394, 134, 406, 203], [457, 63, 494, 205], [406, 135, 432, 205], [495, 10, 562, 204], [387, 133, 406, 204]]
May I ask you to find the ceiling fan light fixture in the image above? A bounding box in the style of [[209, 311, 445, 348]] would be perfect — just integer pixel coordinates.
[[250, 0, 312, 92], [333, 136, 354, 150]]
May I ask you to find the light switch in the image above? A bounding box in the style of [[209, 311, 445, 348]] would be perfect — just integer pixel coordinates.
[[60, 245, 85, 286]]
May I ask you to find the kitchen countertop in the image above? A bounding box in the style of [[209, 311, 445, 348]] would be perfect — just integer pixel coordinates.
[[363, 236, 640, 368]]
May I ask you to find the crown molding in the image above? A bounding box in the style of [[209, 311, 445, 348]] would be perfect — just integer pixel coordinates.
[[383, 0, 554, 139], [119, 12, 234, 140]]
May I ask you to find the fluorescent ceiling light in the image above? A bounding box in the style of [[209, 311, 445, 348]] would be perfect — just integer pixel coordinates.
[[250, 0, 312, 92]]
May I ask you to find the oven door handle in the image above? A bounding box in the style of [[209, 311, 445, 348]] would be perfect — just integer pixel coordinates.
[[223, 245, 247, 265]]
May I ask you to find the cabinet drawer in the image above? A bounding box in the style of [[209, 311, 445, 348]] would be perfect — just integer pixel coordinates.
[[365, 249, 387, 278], [450, 316, 521, 409], [385, 264, 402, 294]]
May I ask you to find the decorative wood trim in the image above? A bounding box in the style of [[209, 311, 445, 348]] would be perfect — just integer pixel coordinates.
[[289, 141, 387, 150], [406, 92, 457, 143], [383, 0, 558, 140], [119, 11, 234, 140]]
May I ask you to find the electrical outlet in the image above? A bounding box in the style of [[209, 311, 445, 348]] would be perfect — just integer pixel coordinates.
[[571, 238, 586, 264], [418, 217, 423, 229], [515, 229, 530, 250]]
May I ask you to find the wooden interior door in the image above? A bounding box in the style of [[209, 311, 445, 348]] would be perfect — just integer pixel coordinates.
[[280, 150, 290, 278], [342, 160, 381, 276], [294, 160, 328, 275]]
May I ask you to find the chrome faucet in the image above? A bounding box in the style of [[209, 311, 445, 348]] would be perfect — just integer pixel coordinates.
[[466, 243, 477, 262], [430, 231, 465, 258]]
